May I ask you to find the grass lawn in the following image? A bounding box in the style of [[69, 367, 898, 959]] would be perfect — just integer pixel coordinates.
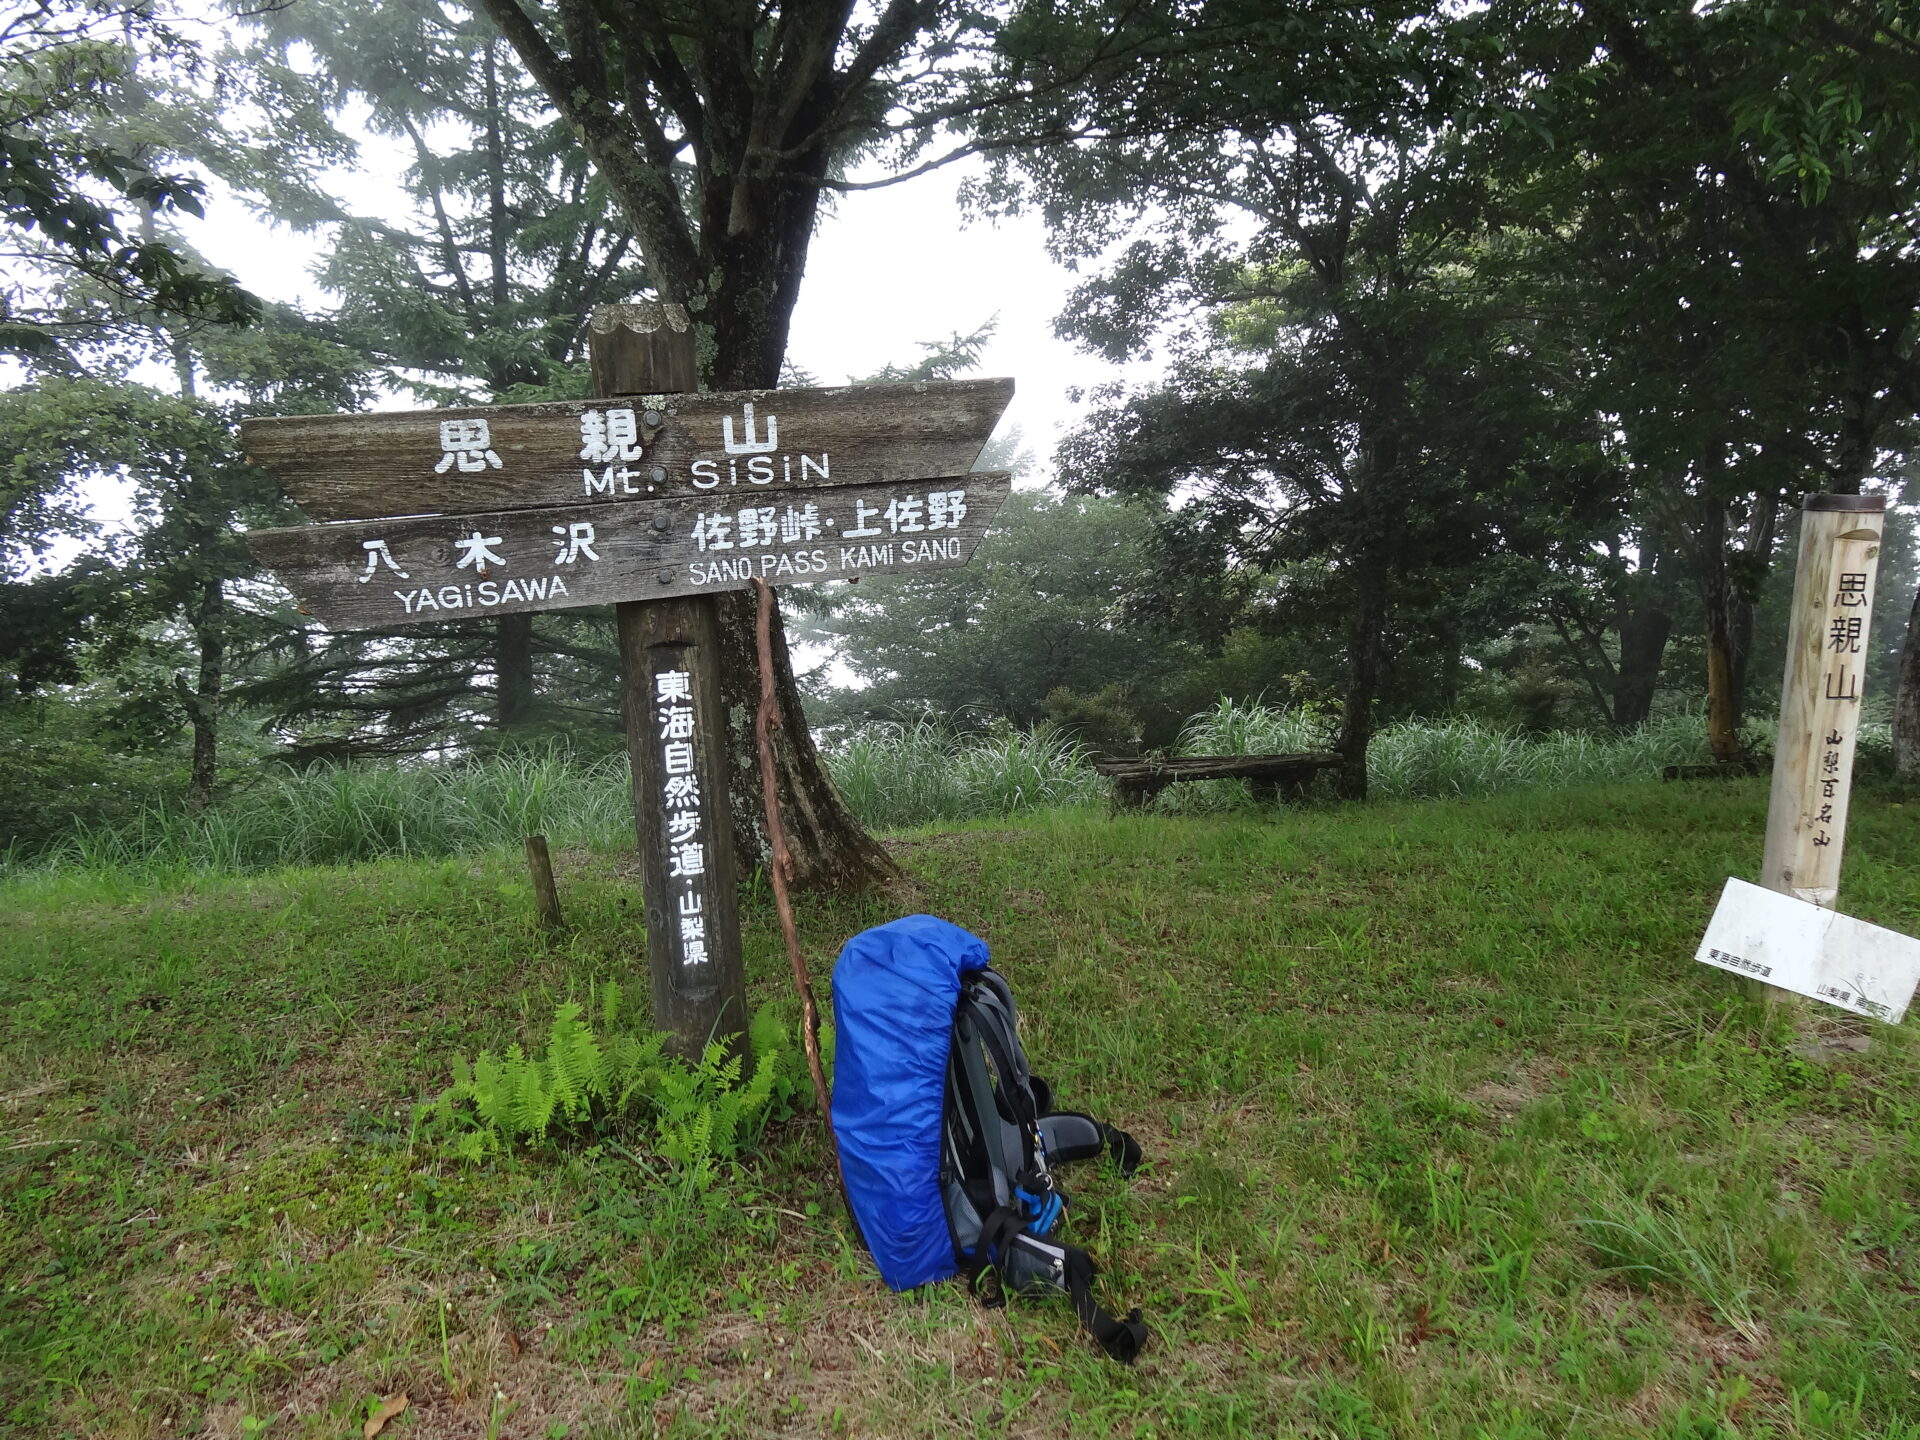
[[3, 780, 1919, 1438]]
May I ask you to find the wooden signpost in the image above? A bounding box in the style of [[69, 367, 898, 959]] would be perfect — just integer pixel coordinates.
[[1760, 494, 1886, 915], [1704, 493, 1891, 1013], [244, 303, 1012, 1057], [241, 378, 1012, 521]]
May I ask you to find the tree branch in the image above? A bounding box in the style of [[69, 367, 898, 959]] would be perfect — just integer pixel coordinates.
[[476, 0, 705, 304]]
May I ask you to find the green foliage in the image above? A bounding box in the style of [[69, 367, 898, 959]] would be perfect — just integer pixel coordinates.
[[0, 3, 258, 363], [1043, 683, 1143, 754], [821, 718, 1104, 830], [433, 987, 788, 1187], [810, 491, 1206, 744], [855, 317, 999, 384], [0, 699, 183, 855], [237, 2, 648, 403], [1178, 693, 1335, 755], [13, 747, 635, 874], [17, 699, 1905, 877], [1162, 696, 1726, 808]]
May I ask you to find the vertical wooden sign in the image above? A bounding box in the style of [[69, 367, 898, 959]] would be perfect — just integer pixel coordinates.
[[1761, 494, 1887, 916], [595, 303, 750, 1060]]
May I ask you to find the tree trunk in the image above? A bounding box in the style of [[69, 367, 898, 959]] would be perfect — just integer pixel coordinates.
[[593, 303, 899, 892], [1613, 603, 1671, 727], [477, 2, 904, 890], [186, 576, 223, 812], [694, 228, 899, 887], [1335, 574, 1389, 801], [1895, 581, 1920, 782], [495, 613, 535, 728], [712, 587, 898, 889], [1702, 585, 1743, 762], [1694, 484, 1748, 762]]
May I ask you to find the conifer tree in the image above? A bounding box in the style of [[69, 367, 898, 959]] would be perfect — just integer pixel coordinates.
[[230, 1, 654, 748]]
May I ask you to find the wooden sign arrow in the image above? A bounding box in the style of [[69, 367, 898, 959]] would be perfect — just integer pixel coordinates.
[[249, 473, 1013, 631], [240, 377, 1013, 522]]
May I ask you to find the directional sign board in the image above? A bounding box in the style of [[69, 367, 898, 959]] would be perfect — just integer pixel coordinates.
[[251, 473, 1011, 629], [244, 378, 1014, 626], [239, 377, 1013, 520]]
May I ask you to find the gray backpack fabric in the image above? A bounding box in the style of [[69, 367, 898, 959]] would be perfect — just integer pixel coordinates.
[[940, 968, 1149, 1362]]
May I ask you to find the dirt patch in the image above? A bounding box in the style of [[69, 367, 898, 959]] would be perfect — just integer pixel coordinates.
[[1462, 1080, 1533, 1121], [1463, 1056, 1565, 1122], [228, 1315, 629, 1440]]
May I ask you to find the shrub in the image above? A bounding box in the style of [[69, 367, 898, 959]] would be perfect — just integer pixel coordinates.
[[429, 985, 796, 1190]]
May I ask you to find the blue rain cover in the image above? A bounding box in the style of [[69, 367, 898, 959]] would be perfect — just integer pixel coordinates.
[[830, 914, 990, 1291]]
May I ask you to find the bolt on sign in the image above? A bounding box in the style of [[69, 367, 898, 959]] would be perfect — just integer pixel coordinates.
[[244, 379, 1014, 627]]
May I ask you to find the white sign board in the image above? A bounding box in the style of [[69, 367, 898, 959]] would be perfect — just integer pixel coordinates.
[[1696, 878, 1920, 1023]]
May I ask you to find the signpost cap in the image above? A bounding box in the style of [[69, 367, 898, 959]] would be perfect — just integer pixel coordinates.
[[590, 301, 691, 336], [1803, 494, 1886, 513]]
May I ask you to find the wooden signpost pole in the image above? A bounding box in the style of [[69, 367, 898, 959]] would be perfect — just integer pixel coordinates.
[[1758, 494, 1887, 998], [591, 303, 749, 1061]]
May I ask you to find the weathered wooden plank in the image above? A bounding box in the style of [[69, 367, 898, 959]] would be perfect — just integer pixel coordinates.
[[239, 376, 1014, 521], [1089, 754, 1342, 779], [523, 834, 564, 934], [593, 302, 747, 1064], [1091, 752, 1343, 810], [622, 595, 747, 1060], [249, 473, 1013, 631]]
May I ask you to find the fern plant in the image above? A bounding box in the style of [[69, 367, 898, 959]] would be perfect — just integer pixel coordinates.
[[431, 982, 793, 1183]]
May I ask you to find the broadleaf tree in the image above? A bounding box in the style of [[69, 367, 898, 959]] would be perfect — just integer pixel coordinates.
[[1475, 0, 1920, 760], [973, 0, 1625, 795], [0, 1, 258, 366], [466, 0, 1054, 888]]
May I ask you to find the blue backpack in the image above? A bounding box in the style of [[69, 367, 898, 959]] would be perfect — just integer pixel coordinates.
[[830, 915, 1148, 1362]]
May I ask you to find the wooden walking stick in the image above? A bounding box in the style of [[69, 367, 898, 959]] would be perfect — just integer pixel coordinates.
[[750, 577, 837, 1143]]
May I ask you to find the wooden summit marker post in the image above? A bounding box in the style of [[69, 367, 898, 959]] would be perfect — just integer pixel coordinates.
[[1757, 494, 1887, 998], [240, 312, 1013, 1060], [595, 303, 747, 1059]]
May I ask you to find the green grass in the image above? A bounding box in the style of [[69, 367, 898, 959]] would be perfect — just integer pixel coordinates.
[[4, 780, 1919, 1437], [17, 749, 640, 876], [824, 718, 1103, 829], [8, 706, 1850, 883]]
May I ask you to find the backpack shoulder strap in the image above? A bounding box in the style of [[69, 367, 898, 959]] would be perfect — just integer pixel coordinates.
[[950, 1004, 1016, 1210], [1038, 1112, 1143, 1178], [957, 980, 1037, 1126], [1062, 1243, 1148, 1363]]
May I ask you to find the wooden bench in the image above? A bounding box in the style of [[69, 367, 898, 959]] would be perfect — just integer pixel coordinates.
[[1661, 758, 1766, 781], [1090, 753, 1344, 809]]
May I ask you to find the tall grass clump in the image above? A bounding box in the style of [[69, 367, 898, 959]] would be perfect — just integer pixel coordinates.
[[8, 697, 1830, 882], [1366, 711, 1714, 799], [20, 748, 634, 878], [823, 719, 1101, 830], [1162, 696, 1724, 808], [6, 725, 1103, 881], [1178, 694, 1335, 755], [1164, 696, 1337, 809]]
